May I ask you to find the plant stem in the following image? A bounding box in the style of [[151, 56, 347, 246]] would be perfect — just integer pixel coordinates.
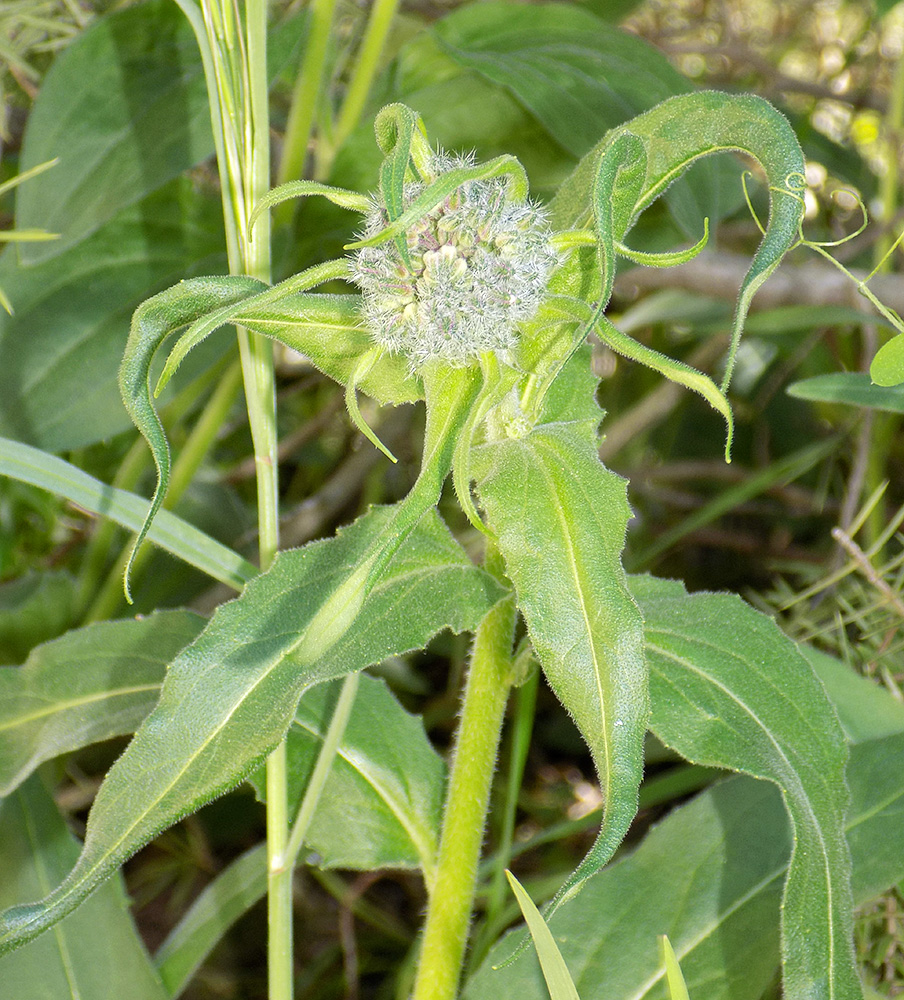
[[285, 672, 360, 868], [266, 740, 293, 1000], [277, 0, 337, 190], [411, 543, 515, 1000], [319, 0, 401, 178], [474, 664, 538, 967]]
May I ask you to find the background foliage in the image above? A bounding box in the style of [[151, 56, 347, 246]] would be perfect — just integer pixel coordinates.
[[1, 0, 904, 998]]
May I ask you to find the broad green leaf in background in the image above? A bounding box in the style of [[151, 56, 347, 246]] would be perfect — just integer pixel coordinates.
[[801, 645, 904, 745], [0, 774, 167, 1000], [0, 571, 77, 665], [432, 3, 693, 158], [0, 437, 257, 592], [464, 726, 904, 1000], [15, 0, 212, 264], [633, 575, 859, 1000], [788, 372, 904, 412], [14, 0, 308, 265], [0, 506, 504, 954], [429, 2, 740, 234], [251, 674, 446, 875], [0, 610, 204, 796], [474, 377, 646, 910], [0, 184, 228, 451]]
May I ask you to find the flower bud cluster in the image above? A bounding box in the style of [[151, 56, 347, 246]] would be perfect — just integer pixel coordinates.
[[350, 154, 558, 368]]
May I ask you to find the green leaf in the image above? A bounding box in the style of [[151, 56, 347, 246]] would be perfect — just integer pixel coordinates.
[[433, 2, 693, 159], [162, 277, 420, 405], [0, 774, 167, 999], [633, 574, 859, 1000], [0, 506, 503, 954], [0, 610, 204, 796], [0, 185, 228, 451], [15, 0, 212, 264], [0, 436, 256, 592], [801, 645, 904, 745], [251, 673, 445, 873], [158, 675, 448, 993], [474, 418, 646, 911], [154, 843, 267, 996], [506, 871, 580, 1000], [119, 274, 267, 594], [788, 372, 904, 411], [0, 571, 76, 665], [869, 333, 904, 387], [14, 0, 308, 265], [467, 724, 904, 1000], [550, 91, 805, 389]]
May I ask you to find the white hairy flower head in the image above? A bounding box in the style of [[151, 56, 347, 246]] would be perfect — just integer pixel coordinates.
[[350, 153, 558, 369]]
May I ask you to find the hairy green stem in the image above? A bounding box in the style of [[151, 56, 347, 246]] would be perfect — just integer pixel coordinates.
[[475, 665, 539, 967], [411, 543, 516, 1000]]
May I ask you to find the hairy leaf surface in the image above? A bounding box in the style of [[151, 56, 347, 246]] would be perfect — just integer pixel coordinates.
[[474, 415, 646, 909], [550, 90, 805, 385], [0, 507, 503, 954], [633, 574, 859, 1000], [0, 610, 204, 796]]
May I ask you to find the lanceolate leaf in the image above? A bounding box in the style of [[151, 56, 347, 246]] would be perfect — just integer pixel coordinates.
[[119, 275, 266, 595], [251, 674, 446, 875], [474, 419, 646, 911], [465, 729, 904, 1000], [0, 506, 503, 955], [632, 574, 859, 1000], [0, 611, 204, 796], [0, 774, 167, 1000]]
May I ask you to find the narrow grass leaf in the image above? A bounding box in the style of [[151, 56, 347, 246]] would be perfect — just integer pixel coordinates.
[[0, 610, 204, 796], [0, 437, 256, 591], [788, 372, 904, 412], [659, 936, 690, 1000], [506, 871, 581, 1000]]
